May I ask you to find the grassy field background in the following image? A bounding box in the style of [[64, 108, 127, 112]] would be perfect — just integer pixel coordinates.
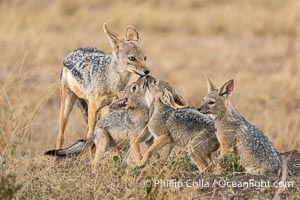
[[1, 0, 300, 199]]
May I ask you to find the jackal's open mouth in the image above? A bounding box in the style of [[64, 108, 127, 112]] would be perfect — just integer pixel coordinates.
[[199, 110, 211, 114], [133, 70, 146, 77], [117, 98, 128, 109]]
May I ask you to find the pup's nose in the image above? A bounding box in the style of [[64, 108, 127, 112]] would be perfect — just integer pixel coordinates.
[[143, 69, 150, 75], [197, 106, 203, 112]]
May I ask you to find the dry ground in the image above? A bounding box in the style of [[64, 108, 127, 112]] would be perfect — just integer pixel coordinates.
[[0, 0, 300, 199]]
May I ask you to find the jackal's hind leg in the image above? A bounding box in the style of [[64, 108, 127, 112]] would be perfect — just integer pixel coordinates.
[[77, 98, 88, 123], [159, 144, 174, 163], [91, 128, 110, 172], [56, 86, 76, 149], [189, 152, 209, 173]]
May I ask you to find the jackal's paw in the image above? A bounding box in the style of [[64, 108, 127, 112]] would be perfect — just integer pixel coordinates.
[[157, 158, 169, 165], [212, 164, 222, 174], [135, 161, 146, 168], [91, 162, 99, 173]]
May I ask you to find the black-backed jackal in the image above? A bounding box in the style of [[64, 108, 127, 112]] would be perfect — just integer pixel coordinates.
[[56, 24, 150, 150]]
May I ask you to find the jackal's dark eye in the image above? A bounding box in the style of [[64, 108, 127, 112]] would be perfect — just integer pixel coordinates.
[[208, 101, 215, 105], [128, 56, 136, 62], [144, 56, 147, 61], [132, 85, 137, 92], [153, 80, 158, 85]]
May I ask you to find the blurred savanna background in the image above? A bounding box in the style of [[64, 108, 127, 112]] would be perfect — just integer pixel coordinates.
[[0, 0, 300, 199]]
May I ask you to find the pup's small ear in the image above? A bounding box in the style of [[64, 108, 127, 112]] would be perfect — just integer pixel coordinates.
[[160, 89, 176, 109], [103, 23, 123, 51], [172, 92, 187, 106], [109, 98, 128, 111], [219, 79, 234, 97], [125, 25, 140, 41], [167, 92, 177, 109]]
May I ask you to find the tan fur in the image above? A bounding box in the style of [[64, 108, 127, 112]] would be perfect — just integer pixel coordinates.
[[45, 77, 152, 171], [138, 76, 219, 172], [146, 75, 187, 107], [145, 75, 189, 162], [198, 78, 281, 174], [56, 24, 150, 150], [91, 77, 151, 171]]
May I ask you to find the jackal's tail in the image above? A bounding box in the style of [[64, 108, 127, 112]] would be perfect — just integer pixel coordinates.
[[44, 136, 94, 157]]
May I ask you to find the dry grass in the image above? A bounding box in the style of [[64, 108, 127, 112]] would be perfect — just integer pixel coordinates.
[[1, 0, 300, 199]]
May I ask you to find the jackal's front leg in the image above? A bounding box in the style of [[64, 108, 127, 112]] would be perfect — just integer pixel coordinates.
[[87, 95, 109, 159], [130, 137, 142, 163], [86, 95, 113, 138], [86, 95, 104, 138], [138, 134, 172, 167], [87, 99, 97, 138]]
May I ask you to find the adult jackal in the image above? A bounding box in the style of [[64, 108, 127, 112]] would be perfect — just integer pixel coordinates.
[[56, 23, 150, 149]]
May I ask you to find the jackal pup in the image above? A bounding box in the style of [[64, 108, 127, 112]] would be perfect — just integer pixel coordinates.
[[137, 76, 219, 172], [198, 78, 281, 174], [46, 77, 151, 171]]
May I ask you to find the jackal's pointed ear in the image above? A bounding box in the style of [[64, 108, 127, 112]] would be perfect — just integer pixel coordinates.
[[219, 79, 234, 97], [172, 92, 187, 106], [109, 98, 128, 111], [160, 89, 176, 108], [125, 25, 140, 41], [103, 23, 122, 51], [206, 76, 217, 92], [167, 92, 177, 109]]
